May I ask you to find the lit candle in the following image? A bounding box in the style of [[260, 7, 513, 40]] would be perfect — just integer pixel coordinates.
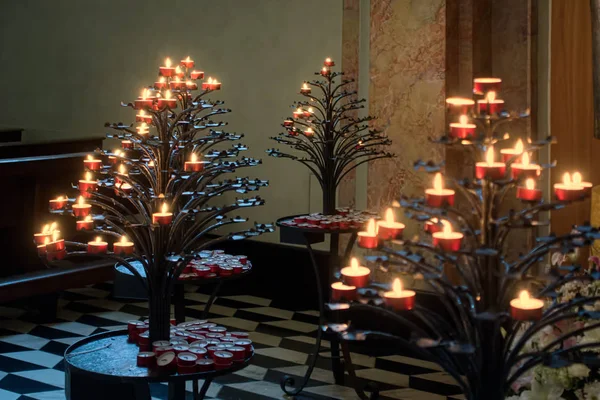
[[475, 147, 506, 180], [191, 70, 204, 80], [134, 89, 153, 110], [136, 109, 153, 124], [340, 258, 370, 288], [152, 202, 173, 225], [169, 76, 186, 90], [186, 80, 198, 90], [154, 76, 167, 89], [159, 58, 175, 77], [432, 220, 464, 252], [304, 127, 314, 137], [500, 139, 524, 162], [510, 290, 544, 321], [446, 97, 475, 115], [87, 236, 108, 254], [377, 208, 405, 240], [300, 83, 311, 95], [34, 224, 53, 245], [331, 281, 356, 301], [554, 172, 587, 201], [292, 108, 304, 119], [83, 154, 102, 171], [324, 57, 335, 67], [511, 152, 540, 180], [477, 91, 504, 115], [424, 217, 442, 234], [113, 236, 134, 256], [76, 215, 94, 231], [283, 118, 294, 127], [449, 115, 476, 139], [116, 164, 127, 184], [115, 181, 132, 195], [108, 149, 121, 165], [320, 66, 330, 76], [357, 219, 379, 249], [72, 196, 92, 218], [425, 173, 455, 207], [517, 179, 542, 202], [473, 77, 502, 95], [46, 231, 65, 252], [49, 195, 67, 210], [304, 107, 314, 118], [184, 153, 205, 172], [173, 66, 183, 79], [573, 172, 593, 194], [157, 90, 177, 109], [78, 172, 98, 198], [181, 56, 194, 69], [383, 278, 416, 311], [201, 77, 221, 91], [121, 140, 133, 150], [136, 122, 150, 135], [37, 237, 50, 256]]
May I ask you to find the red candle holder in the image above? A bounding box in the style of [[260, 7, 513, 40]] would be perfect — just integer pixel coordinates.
[[157, 98, 177, 109], [424, 220, 442, 234], [159, 66, 175, 77], [331, 282, 357, 301], [475, 162, 506, 180], [78, 179, 98, 198], [517, 186, 542, 202], [500, 149, 523, 163], [46, 248, 66, 261], [449, 122, 476, 139], [432, 232, 464, 252], [46, 238, 65, 252], [154, 79, 167, 89], [177, 352, 198, 367], [152, 213, 173, 225], [34, 231, 53, 245], [156, 352, 177, 372], [180, 58, 195, 69], [324, 58, 335, 67], [169, 80, 187, 90], [186, 81, 198, 90], [184, 160, 206, 172], [473, 77, 502, 95], [340, 260, 370, 288], [554, 185, 586, 201], [445, 97, 475, 115], [191, 70, 204, 80], [113, 240, 134, 255], [477, 99, 505, 115], [76, 217, 94, 231], [509, 292, 544, 321], [357, 233, 378, 249], [234, 339, 253, 357], [384, 292, 416, 311], [511, 164, 541, 180], [377, 222, 405, 240], [137, 352, 156, 368], [49, 197, 67, 210], [37, 243, 48, 256], [72, 203, 92, 218], [320, 67, 330, 77], [134, 98, 153, 110], [510, 305, 543, 321], [87, 239, 108, 254], [136, 112, 153, 124], [425, 189, 455, 207], [83, 158, 102, 171], [212, 350, 234, 365], [196, 359, 215, 372], [121, 140, 133, 150]]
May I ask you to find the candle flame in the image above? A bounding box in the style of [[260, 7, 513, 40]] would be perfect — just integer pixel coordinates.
[[459, 115, 468, 125], [44, 237, 50, 245], [573, 172, 583, 185], [296, 107, 302, 113], [367, 218, 376, 235], [42, 224, 50, 234], [161, 203, 168, 214], [78, 196, 85, 206], [441, 220, 452, 235], [207, 77, 214, 84], [139, 109, 145, 116], [393, 278, 402, 294], [305, 128, 314, 135], [52, 231, 59, 242], [522, 152, 530, 167], [563, 172, 572, 185], [525, 178, 535, 190], [486, 147, 495, 166], [95, 236, 102, 243], [433, 173, 443, 191], [322, 67, 328, 73], [84, 215, 92, 222], [175, 66, 182, 75], [486, 91, 496, 102], [114, 149, 121, 156], [119, 164, 126, 175], [55, 195, 64, 201], [174, 76, 180, 83], [186, 80, 193, 86], [307, 107, 314, 114], [87, 155, 93, 161], [325, 57, 332, 63], [191, 153, 197, 163], [385, 208, 395, 224], [350, 257, 359, 271], [165, 90, 172, 100], [120, 236, 128, 244], [165, 58, 172, 68], [148, 160, 155, 167], [519, 290, 530, 302], [50, 222, 57, 232], [85, 172, 92, 181], [159, 77, 166, 83], [142, 89, 149, 100], [515, 139, 524, 154], [302, 83, 309, 90], [185, 56, 191, 63]]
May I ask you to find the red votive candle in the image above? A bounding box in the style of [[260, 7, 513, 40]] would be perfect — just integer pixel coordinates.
[[136, 109, 153, 124], [46, 234, 65, 252], [573, 172, 593, 195], [191, 70, 204, 80], [320, 67, 330, 76], [78, 172, 98, 198], [87, 237, 108, 254], [449, 115, 476, 139], [212, 350, 233, 365], [384, 279, 416, 311], [357, 219, 379, 249], [331, 282, 357, 301], [113, 236, 134, 255], [156, 352, 177, 372], [37, 241, 48, 256], [473, 77, 502, 95], [300, 83, 311, 95], [180, 56, 194, 69], [510, 290, 543, 321], [554, 172, 587, 201], [432, 221, 464, 252], [177, 352, 198, 367], [377, 208, 405, 240], [324, 57, 335, 67], [500, 139, 524, 163], [152, 203, 173, 225], [196, 359, 215, 372], [34, 225, 54, 245], [46, 249, 66, 261], [169, 78, 186, 90], [49, 196, 67, 210], [511, 153, 541, 180], [157, 90, 177, 109], [340, 258, 370, 288], [154, 77, 167, 89], [446, 97, 475, 115], [72, 196, 92, 218], [424, 218, 442, 234], [425, 173, 455, 207], [121, 140, 133, 150], [159, 58, 175, 77], [475, 147, 506, 180], [517, 179, 542, 202], [134, 89, 153, 110], [184, 153, 205, 172], [186, 80, 198, 90], [137, 352, 156, 368], [83, 155, 102, 171], [477, 91, 504, 115], [76, 215, 94, 231]]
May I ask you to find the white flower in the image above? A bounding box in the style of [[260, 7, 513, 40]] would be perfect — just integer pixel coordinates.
[[567, 363, 590, 378], [582, 381, 600, 400]]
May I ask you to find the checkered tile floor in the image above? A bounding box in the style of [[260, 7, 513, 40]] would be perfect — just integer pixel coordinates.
[[0, 283, 464, 399]]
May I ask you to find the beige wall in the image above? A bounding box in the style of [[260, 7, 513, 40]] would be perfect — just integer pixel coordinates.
[[0, 0, 343, 242]]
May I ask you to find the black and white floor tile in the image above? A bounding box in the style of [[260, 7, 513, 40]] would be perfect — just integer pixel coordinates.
[[0, 284, 464, 399]]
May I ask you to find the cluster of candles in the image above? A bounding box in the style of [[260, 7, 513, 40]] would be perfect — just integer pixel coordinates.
[[179, 251, 250, 280], [279, 209, 379, 231], [129, 319, 254, 373]]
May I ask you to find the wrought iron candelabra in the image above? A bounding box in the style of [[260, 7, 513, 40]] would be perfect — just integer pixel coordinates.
[[35, 57, 273, 343], [267, 58, 393, 215], [328, 79, 600, 400]]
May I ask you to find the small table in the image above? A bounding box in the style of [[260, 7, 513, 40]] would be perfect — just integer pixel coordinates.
[[64, 330, 252, 400]]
